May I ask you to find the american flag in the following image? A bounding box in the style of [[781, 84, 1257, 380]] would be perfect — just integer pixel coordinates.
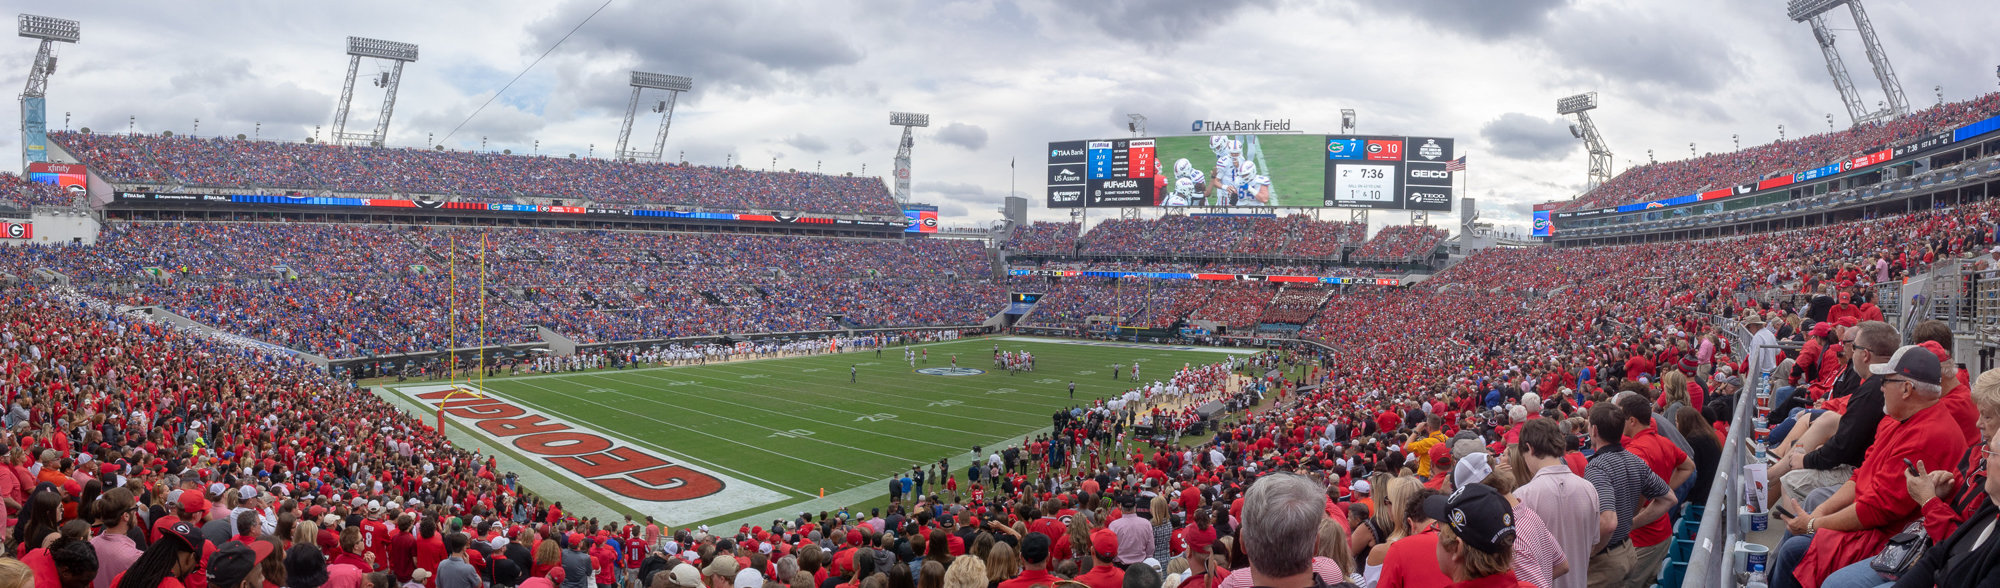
[[1444, 155, 1467, 172]]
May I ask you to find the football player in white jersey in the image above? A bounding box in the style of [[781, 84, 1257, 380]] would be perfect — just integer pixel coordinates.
[[1235, 160, 1272, 206], [1211, 137, 1243, 204], [1170, 159, 1206, 206], [1161, 177, 1199, 207]]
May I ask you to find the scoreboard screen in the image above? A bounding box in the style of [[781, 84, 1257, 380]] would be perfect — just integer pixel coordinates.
[[1047, 139, 1157, 207], [1048, 134, 1454, 211]]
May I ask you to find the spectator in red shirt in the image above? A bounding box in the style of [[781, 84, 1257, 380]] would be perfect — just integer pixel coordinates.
[[413, 520, 447, 587], [1425, 485, 1534, 588], [1779, 345, 1972, 587], [1614, 394, 1693, 586], [1071, 530, 1123, 588], [996, 533, 1057, 588], [390, 515, 418, 581]]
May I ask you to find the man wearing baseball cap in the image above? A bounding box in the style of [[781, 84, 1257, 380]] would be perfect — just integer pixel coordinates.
[[1424, 485, 1531, 588], [1779, 343, 1971, 587], [1071, 529, 1124, 588], [997, 533, 1056, 588], [206, 540, 274, 588]]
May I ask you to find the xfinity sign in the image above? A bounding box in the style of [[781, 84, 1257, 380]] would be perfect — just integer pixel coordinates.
[[1190, 119, 1294, 133]]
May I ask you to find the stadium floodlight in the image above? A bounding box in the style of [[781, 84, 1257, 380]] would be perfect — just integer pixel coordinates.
[[889, 112, 930, 203], [1340, 109, 1356, 134], [630, 71, 692, 92], [1555, 93, 1598, 115], [1788, 0, 1907, 126], [614, 71, 694, 162], [329, 36, 418, 146], [345, 36, 419, 61], [17, 14, 78, 43], [1785, 0, 1846, 21], [18, 14, 79, 172], [1556, 92, 1613, 192]]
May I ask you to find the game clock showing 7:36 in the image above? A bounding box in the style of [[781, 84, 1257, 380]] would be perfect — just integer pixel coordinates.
[[1323, 136, 1454, 211]]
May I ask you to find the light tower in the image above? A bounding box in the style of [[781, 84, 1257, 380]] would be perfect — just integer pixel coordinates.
[[1788, 0, 1907, 126], [328, 36, 418, 146], [1340, 109, 1356, 134], [17, 14, 78, 171], [613, 71, 693, 162], [1557, 92, 1614, 192], [889, 112, 929, 204]]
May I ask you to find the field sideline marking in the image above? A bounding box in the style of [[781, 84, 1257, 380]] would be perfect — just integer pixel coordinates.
[[482, 378, 872, 490], [405, 338, 992, 385], [565, 371, 966, 455]]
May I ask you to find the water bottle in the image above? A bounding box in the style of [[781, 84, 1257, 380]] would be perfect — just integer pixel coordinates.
[[1745, 563, 1768, 588]]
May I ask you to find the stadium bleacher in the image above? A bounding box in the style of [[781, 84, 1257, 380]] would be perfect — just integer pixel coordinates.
[[50, 131, 902, 215]]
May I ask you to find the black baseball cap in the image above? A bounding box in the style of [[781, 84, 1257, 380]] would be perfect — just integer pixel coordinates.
[[208, 540, 273, 587], [1020, 532, 1051, 564], [1422, 484, 1516, 555], [1871, 344, 1943, 387]]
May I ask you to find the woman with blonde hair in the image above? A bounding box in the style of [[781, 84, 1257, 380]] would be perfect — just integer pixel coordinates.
[[0, 558, 31, 588], [1149, 495, 1174, 562], [1360, 476, 1418, 587], [983, 543, 1020, 588], [942, 556, 988, 588]]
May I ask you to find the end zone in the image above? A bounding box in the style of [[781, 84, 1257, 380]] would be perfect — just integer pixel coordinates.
[[389, 384, 789, 524]]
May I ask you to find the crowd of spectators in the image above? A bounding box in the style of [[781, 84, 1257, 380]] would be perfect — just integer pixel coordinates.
[[1559, 92, 2000, 212], [1044, 216, 1366, 259], [0, 223, 998, 357], [49, 131, 901, 215], [1350, 226, 1447, 263], [1184, 284, 1274, 327], [1003, 222, 1079, 255], [10, 161, 2000, 588], [0, 172, 73, 208], [1259, 289, 1331, 325]]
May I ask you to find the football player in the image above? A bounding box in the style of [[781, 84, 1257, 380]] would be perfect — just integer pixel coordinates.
[[1170, 159, 1207, 206], [1161, 177, 1199, 207], [1235, 160, 1272, 206], [1210, 137, 1243, 205]]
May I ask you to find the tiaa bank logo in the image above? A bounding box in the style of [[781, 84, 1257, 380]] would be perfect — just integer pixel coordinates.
[[1190, 120, 1204, 132], [917, 367, 985, 376]]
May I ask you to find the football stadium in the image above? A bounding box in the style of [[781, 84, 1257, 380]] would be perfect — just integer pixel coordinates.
[[3, 3, 2000, 588]]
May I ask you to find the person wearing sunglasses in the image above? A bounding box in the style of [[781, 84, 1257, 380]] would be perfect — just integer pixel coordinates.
[[1774, 345, 1969, 588]]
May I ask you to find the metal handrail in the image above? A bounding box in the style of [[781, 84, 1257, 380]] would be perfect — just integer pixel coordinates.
[[1685, 336, 1800, 587]]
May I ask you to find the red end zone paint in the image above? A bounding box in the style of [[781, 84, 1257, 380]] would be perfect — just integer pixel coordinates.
[[406, 387, 725, 502]]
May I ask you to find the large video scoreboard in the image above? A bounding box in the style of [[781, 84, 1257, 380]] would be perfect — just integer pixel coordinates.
[[1047, 134, 1454, 211], [1046, 139, 1156, 207]]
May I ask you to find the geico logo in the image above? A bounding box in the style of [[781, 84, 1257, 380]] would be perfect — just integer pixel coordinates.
[[1411, 170, 1450, 179], [1102, 180, 1139, 188]]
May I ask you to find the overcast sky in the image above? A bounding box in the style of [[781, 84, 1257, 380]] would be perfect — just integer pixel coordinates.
[[4, 0, 1995, 234]]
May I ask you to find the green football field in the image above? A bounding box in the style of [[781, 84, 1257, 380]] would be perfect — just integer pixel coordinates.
[[1155, 134, 1326, 207], [375, 337, 1259, 528]]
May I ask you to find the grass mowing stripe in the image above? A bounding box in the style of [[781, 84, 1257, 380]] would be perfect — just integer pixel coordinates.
[[648, 361, 1062, 420], [494, 377, 879, 484], [565, 371, 964, 455], [590, 369, 1042, 437], [692, 351, 1110, 410]]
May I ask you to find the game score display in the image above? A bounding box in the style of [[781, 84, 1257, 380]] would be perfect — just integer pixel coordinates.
[[1047, 134, 1453, 211]]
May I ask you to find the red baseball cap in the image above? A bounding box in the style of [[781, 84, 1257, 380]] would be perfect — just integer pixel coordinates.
[[1089, 529, 1119, 559]]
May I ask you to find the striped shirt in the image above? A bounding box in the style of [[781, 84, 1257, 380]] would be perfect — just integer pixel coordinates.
[[1510, 504, 1565, 588], [1583, 446, 1670, 549]]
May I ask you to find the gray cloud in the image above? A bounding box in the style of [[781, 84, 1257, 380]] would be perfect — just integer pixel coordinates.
[[784, 133, 830, 153], [1070, 0, 1278, 46], [934, 123, 988, 151], [1541, 7, 1742, 95], [847, 139, 868, 155], [1353, 0, 1571, 41], [1480, 113, 1577, 162], [916, 180, 1005, 217], [529, 1, 864, 100]]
